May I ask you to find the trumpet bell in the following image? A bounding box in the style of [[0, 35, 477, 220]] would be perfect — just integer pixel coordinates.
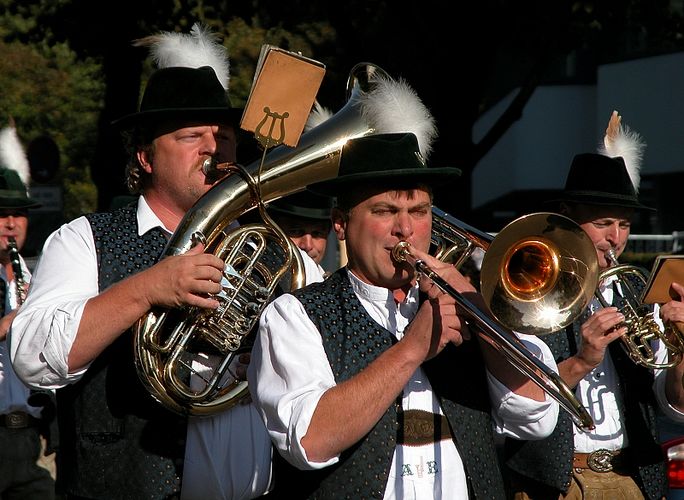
[[481, 212, 599, 336]]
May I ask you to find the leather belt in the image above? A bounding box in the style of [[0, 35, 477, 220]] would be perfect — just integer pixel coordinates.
[[397, 409, 453, 447], [0, 411, 39, 429], [573, 448, 628, 473]]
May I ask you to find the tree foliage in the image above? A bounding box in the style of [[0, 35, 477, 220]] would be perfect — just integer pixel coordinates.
[[2, 0, 684, 222]]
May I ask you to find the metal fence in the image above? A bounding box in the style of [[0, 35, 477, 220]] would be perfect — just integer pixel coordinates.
[[627, 232, 684, 254]]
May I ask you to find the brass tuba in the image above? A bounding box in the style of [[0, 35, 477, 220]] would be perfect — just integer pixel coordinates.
[[403, 208, 599, 429], [133, 63, 398, 416], [595, 249, 684, 369]]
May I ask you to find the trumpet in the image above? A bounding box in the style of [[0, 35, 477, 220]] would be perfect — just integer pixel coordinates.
[[393, 209, 598, 430], [595, 249, 684, 369]]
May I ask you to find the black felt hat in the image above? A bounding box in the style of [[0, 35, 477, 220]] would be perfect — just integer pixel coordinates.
[[0, 168, 40, 209], [549, 153, 655, 211], [307, 133, 461, 196], [268, 191, 334, 220], [112, 66, 241, 130]]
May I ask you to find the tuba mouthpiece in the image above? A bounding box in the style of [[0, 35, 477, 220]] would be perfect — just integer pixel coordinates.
[[202, 157, 216, 175]]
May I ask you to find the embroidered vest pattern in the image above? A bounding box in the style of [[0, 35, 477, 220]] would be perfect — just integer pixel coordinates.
[[272, 268, 505, 499], [56, 205, 187, 499]]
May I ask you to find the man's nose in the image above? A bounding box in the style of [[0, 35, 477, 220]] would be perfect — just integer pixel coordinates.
[[297, 234, 314, 251], [605, 222, 620, 244], [393, 212, 413, 238]]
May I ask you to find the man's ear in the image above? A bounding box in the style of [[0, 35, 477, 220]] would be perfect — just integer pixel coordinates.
[[331, 207, 347, 241], [137, 150, 152, 174]]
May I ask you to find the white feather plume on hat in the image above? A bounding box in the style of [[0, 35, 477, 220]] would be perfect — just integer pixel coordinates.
[[303, 71, 438, 158], [358, 74, 437, 158], [304, 101, 334, 133], [134, 23, 230, 90], [0, 123, 30, 186], [598, 110, 645, 193]]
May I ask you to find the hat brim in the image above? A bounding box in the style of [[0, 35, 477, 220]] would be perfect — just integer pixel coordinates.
[[307, 168, 462, 197], [267, 204, 332, 220], [545, 191, 656, 212], [0, 197, 42, 209], [111, 107, 244, 130]]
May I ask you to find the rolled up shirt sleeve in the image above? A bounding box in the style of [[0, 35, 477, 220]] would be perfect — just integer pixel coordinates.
[[248, 294, 338, 470], [9, 217, 96, 389], [487, 333, 560, 440]]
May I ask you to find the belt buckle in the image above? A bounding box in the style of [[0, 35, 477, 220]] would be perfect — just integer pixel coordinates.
[[587, 449, 614, 472]]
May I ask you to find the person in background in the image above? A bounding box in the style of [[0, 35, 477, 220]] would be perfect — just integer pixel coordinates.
[[505, 112, 684, 500], [183, 191, 335, 500], [0, 121, 54, 499], [8, 24, 274, 500], [266, 190, 334, 277], [249, 132, 560, 499]]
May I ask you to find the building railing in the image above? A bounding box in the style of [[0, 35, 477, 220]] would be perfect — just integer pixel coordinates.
[[626, 232, 684, 254]]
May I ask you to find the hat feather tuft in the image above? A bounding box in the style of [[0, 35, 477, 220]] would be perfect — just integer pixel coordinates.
[[598, 110, 645, 193], [0, 122, 30, 186], [358, 74, 437, 158], [134, 23, 230, 90], [304, 101, 334, 133]]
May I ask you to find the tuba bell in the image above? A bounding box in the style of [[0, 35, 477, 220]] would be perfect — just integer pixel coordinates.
[[133, 63, 424, 416]]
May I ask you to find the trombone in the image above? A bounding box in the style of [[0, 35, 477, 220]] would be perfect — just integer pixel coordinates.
[[393, 208, 598, 430]]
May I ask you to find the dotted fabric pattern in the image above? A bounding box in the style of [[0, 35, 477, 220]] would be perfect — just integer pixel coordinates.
[[271, 268, 505, 499], [54, 205, 186, 499]]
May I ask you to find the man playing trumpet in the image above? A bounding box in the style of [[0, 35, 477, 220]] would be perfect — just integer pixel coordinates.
[[505, 112, 684, 500]]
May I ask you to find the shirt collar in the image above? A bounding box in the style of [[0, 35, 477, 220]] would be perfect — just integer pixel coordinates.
[[346, 268, 420, 305], [136, 195, 172, 238]]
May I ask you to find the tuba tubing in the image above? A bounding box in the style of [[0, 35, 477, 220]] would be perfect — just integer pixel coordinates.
[[134, 63, 397, 415], [392, 240, 595, 430]]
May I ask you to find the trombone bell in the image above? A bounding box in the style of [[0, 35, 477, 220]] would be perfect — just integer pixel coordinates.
[[482, 213, 600, 336]]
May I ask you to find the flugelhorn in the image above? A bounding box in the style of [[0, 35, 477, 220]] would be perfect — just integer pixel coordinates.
[[397, 209, 598, 430], [595, 249, 684, 369]]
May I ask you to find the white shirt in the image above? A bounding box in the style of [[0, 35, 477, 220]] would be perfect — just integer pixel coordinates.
[[572, 276, 684, 453], [0, 255, 40, 417], [10, 198, 162, 387], [249, 269, 560, 500], [8, 196, 274, 499], [181, 248, 326, 500]]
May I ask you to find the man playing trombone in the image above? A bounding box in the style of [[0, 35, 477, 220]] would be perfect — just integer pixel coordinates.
[[248, 132, 561, 499], [505, 113, 684, 500]]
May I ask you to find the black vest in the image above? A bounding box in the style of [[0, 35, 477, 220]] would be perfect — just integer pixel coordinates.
[[55, 204, 187, 499], [271, 268, 505, 499], [505, 293, 667, 500]]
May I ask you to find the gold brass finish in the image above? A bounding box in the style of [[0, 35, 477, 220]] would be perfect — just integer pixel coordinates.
[[133, 63, 394, 416], [481, 213, 599, 336], [399, 209, 598, 430], [597, 249, 684, 369]]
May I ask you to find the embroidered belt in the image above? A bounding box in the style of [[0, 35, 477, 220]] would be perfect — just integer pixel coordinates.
[[0, 411, 40, 429], [573, 449, 628, 473], [397, 409, 453, 447]]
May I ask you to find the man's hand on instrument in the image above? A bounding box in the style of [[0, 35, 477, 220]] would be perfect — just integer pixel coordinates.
[[141, 243, 226, 310], [576, 307, 626, 369]]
